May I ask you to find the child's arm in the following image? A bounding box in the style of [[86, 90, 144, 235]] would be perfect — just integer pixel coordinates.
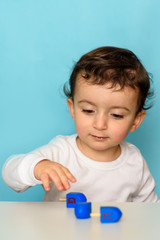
[[34, 159, 76, 191], [2, 155, 76, 192], [2, 136, 77, 192]]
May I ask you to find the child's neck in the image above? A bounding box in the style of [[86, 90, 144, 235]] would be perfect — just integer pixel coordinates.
[[76, 137, 121, 162]]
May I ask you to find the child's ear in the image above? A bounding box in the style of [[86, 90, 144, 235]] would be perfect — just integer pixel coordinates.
[[67, 98, 75, 121], [130, 110, 146, 133]]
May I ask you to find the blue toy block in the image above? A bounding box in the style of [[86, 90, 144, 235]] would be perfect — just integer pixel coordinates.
[[66, 192, 87, 208], [75, 202, 92, 219], [100, 206, 122, 223]]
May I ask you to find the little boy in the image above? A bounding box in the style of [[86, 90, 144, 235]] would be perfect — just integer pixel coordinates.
[[2, 46, 159, 202]]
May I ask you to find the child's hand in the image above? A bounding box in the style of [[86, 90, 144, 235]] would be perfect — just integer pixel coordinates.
[[34, 160, 76, 191]]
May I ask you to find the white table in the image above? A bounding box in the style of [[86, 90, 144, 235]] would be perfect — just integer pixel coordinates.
[[0, 201, 159, 240]]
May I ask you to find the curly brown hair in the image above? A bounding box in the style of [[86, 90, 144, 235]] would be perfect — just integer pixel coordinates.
[[64, 46, 153, 113]]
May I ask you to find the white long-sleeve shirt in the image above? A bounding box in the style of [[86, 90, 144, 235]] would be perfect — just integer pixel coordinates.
[[2, 134, 158, 202]]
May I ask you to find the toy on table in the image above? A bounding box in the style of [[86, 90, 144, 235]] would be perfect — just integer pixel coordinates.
[[74, 202, 122, 223], [59, 192, 87, 208]]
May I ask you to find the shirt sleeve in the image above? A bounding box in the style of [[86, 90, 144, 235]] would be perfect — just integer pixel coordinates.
[[132, 158, 159, 202], [1, 139, 59, 192]]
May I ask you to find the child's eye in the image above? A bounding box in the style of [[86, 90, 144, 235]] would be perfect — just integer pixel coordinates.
[[111, 113, 124, 119], [82, 109, 94, 114]]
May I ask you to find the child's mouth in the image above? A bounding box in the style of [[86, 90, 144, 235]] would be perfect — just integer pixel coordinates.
[[91, 135, 108, 141]]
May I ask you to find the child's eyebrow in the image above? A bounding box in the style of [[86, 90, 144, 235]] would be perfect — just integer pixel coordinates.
[[111, 106, 130, 112], [78, 100, 96, 106], [78, 101, 130, 111]]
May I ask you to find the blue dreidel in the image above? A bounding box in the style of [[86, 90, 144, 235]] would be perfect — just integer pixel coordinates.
[[75, 202, 92, 219], [60, 192, 87, 208], [74, 202, 122, 223], [66, 192, 87, 208], [100, 206, 122, 223]]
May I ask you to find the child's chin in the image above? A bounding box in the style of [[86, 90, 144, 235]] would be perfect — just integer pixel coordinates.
[[90, 143, 110, 152]]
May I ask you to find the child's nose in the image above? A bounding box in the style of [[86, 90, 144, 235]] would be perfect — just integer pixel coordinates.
[[93, 114, 108, 130]]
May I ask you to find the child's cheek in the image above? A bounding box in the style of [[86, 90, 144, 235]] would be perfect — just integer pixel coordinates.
[[74, 118, 88, 134], [113, 126, 129, 142]]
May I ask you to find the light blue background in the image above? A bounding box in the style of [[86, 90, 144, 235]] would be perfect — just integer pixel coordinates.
[[0, 0, 160, 201]]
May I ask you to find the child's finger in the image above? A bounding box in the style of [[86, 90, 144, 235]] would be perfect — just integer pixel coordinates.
[[49, 170, 66, 191], [53, 167, 75, 190], [59, 174, 71, 190], [62, 167, 76, 183], [41, 173, 50, 191]]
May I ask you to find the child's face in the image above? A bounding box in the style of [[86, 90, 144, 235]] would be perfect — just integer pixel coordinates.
[[67, 76, 145, 161]]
